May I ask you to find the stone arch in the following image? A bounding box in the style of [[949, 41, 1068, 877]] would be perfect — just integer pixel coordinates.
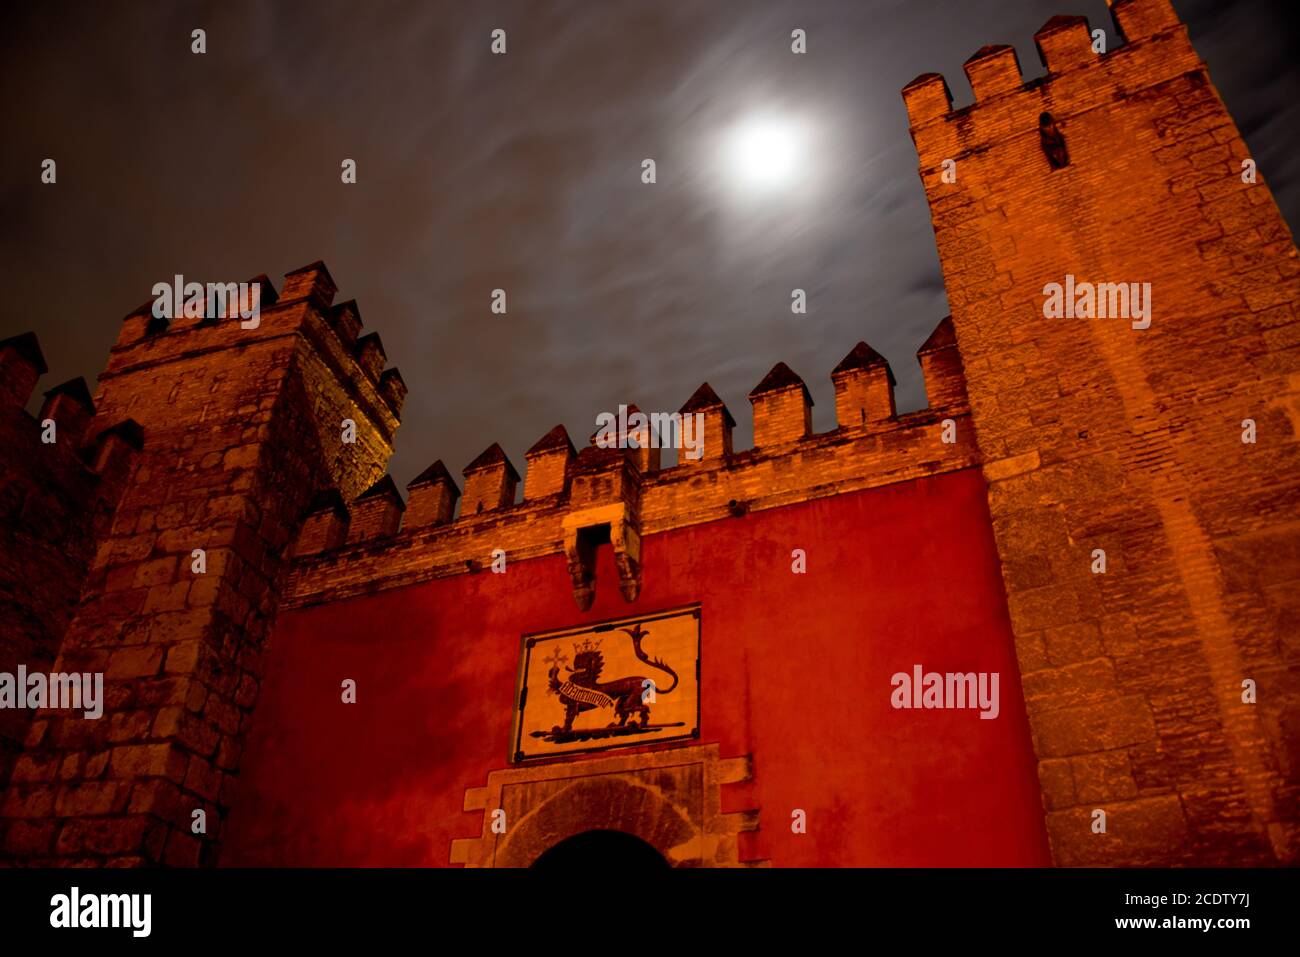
[[451, 744, 763, 868], [496, 775, 698, 867]]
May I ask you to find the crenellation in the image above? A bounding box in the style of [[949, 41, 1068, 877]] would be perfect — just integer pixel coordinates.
[[461, 443, 520, 515], [379, 368, 407, 418], [901, 73, 952, 129], [963, 45, 1024, 102], [831, 342, 896, 429], [327, 299, 362, 349], [0, 332, 48, 407], [1033, 16, 1094, 74], [1110, 0, 1180, 42], [0, 261, 403, 865], [353, 332, 386, 383], [749, 362, 813, 448], [679, 383, 735, 464], [591, 403, 660, 473], [293, 307, 400, 463], [38, 378, 96, 449], [906, 1, 1203, 169], [99, 268, 399, 478], [917, 316, 969, 413], [405, 461, 460, 528], [346, 476, 404, 543], [4, 0, 1293, 870], [524, 425, 577, 500], [277, 260, 337, 308], [294, 490, 350, 557], [286, 407, 980, 608]]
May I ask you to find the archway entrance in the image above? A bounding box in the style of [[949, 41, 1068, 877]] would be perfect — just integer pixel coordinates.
[[451, 744, 761, 867], [532, 829, 670, 869]]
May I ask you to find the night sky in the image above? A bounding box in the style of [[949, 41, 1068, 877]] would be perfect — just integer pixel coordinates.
[[3, 0, 1297, 489]]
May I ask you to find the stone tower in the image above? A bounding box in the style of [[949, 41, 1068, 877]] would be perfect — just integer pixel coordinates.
[[0, 264, 402, 865], [903, 0, 1300, 863]]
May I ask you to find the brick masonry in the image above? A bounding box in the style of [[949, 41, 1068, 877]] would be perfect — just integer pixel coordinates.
[[0, 336, 140, 794]]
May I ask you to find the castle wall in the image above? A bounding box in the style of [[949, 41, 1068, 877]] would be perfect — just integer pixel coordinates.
[[4, 0, 1295, 869], [222, 467, 1049, 866], [0, 336, 140, 791], [0, 266, 404, 866]]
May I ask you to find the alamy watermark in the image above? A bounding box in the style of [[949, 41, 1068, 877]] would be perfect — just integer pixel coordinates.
[[151, 274, 262, 328], [50, 887, 151, 937], [890, 664, 1000, 719], [0, 667, 103, 719], [594, 405, 705, 460], [1042, 274, 1151, 330]]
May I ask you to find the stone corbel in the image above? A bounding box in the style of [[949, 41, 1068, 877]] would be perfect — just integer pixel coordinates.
[[612, 518, 642, 603], [561, 503, 642, 611]]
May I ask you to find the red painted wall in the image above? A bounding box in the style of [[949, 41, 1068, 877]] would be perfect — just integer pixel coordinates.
[[222, 467, 1051, 866]]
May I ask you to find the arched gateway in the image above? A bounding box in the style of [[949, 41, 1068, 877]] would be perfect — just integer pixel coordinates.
[[452, 744, 760, 868]]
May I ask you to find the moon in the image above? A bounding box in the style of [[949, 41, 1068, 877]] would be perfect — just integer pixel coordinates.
[[725, 114, 805, 192]]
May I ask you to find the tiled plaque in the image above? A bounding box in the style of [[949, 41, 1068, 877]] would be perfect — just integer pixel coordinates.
[[512, 606, 700, 761]]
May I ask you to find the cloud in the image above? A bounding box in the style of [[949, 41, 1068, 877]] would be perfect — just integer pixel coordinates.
[[1, 0, 1295, 489]]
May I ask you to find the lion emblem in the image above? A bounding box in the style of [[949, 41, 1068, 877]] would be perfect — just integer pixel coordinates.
[[545, 623, 679, 734]]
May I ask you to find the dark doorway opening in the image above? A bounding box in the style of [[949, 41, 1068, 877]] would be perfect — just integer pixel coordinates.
[[531, 829, 670, 869]]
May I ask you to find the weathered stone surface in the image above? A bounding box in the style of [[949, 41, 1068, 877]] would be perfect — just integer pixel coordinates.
[[907, 0, 1300, 863], [0, 265, 397, 865]]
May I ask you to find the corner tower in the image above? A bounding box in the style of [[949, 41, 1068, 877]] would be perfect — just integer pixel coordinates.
[[0, 263, 401, 865], [904, 0, 1300, 864]]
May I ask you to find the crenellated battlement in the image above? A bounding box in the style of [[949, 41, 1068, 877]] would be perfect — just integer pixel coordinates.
[[285, 315, 977, 608], [108, 262, 404, 453], [10, 250, 925, 621], [904, 0, 1196, 172], [0, 332, 145, 494]]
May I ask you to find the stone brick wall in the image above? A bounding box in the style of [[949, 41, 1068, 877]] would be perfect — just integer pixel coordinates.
[[0, 336, 140, 793], [903, 0, 1300, 864], [0, 264, 403, 865]]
